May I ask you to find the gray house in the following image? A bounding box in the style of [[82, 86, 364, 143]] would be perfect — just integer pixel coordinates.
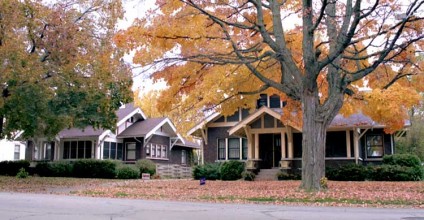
[[26, 103, 199, 166], [188, 94, 403, 172]]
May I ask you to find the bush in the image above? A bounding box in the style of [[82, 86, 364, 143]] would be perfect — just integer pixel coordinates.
[[326, 164, 368, 181], [72, 159, 117, 179], [116, 165, 140, 179], [0, 160, 30, 176], [220, 161, 244, 180], [135, 159, 156, 176], [369, 165, 423, 181], [35, 161, 73, 177], [242, 171, 255, 181], [383, 154, 421, 167], [277, 171, 301, 180], [192, 163, 221, 180], [16, 168, 29, 179]]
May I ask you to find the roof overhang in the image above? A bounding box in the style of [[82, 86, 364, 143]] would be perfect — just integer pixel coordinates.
[[187, 112, 221, 137], [117, 108, 147, 128]]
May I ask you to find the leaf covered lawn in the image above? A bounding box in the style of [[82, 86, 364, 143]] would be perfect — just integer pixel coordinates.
[[0, 177, 422, 208]]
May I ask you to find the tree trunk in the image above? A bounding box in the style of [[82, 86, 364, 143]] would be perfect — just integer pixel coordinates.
[[300, 93, 328, 191]]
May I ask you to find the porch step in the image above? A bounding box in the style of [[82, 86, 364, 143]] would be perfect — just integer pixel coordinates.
[[255, 168, 280, 181]]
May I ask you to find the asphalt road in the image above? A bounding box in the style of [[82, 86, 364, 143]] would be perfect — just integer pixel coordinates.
[[0, 192, 423, 220]]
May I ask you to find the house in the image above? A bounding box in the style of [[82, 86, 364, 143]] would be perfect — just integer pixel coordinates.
[[25, 103, 199, 167], [0, 135, 26, 162], [188, 94, 401, 172]]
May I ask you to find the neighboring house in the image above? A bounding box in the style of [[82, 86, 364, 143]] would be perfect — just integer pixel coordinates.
[[188, 94, 402, 171], [26, 103, 199, 166], [0, 137, 26, 161]]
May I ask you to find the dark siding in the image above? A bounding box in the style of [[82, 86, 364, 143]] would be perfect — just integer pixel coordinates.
[[293, 133, 302, 158], [149, 135, 169, 146], [205, 127, 231, 163], [251, 118, 261, 129], [167, 146, 194, 166], [276, 120, 283, 128], [227, 110, 240, 122], [384, 133, 393, 155], [122, 137, 144, 161], [263, 114, 274, 128], [214, 116, 225, 122], [241, 109, 250, 119], [350, 131, 354, 157]]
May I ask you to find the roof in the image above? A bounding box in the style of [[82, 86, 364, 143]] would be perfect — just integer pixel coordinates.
[[191, 105, 408, 137], [175, 138, 201, 149], [117, 117, 183, 141], [187, 112, 221, 137], [58, 126, 106, 139]]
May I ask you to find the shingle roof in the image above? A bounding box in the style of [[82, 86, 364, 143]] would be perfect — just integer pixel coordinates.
[[330, 113, 379, 128], [175, 138, 201, 149], [117, 118, 167, 138], [58, 126, 105, 139], [116, 103, 138, 122]]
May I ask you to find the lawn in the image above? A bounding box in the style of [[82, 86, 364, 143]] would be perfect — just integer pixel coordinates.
[[0, 176, 422, 208]]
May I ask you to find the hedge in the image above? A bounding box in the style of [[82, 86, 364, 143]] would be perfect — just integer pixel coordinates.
[[0, 160, 30, 176], [192, 163, 221, 180], [220, 161, 245, 180], [116, 165, 140, 179], [135, 159, 156, 176], [72, 159, 117, 179], [35, 161, 73, 177]]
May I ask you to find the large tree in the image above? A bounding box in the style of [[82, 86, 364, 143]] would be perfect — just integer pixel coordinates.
[[0, 0, 133, 139], [116, 0, 424, 190]]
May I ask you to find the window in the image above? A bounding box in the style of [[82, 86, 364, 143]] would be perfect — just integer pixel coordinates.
[[103, 142, 122, 160], [228, 138, 240, 159], [149, 144, 168, 159], [182, 150, 187, 164], [218, 139, 226, 160], [14, 145, 20, 160], [269, 95, 281, 108], [242, 138, 248, 160], [126, 143, 136, 160], [63, 141, 92, 159], [217, 138, 248, 160], [366, 135, 384, 158], [256, 94, 268, 108], [162, 146, 166, 158], [43, 142, 54, 160]]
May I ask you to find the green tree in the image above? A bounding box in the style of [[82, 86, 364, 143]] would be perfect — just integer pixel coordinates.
[[0, 0, 133, 139]]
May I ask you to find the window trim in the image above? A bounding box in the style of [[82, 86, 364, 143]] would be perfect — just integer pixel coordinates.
[[365, 134, 384, 159], [217, 137, 247, 161], [14, 145, 20, 160], [63, 141, 92, 160]]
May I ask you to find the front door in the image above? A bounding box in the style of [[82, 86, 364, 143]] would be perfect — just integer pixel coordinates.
[[259, 134, 281, 168], [125, 143, 136, 161]]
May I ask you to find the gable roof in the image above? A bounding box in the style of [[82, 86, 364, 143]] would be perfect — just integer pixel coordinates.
[[116, 103, 147, 127], [187, 112, 221, 137], [175, 138, 201, 149], [117, 117, 183, 141]]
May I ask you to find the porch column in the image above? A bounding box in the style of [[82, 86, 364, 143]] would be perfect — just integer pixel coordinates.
[[254, 133, 259, 159], [281, 130, 286, 159], [247, 134, 253, 159], [346, 130, 351, 158], [353, 128, 359, 164], [287, 127, 294, 159]]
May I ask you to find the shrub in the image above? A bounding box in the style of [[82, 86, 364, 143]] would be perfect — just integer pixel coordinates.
[[16, 168, 29, 179], [35, 161, 73, 177], [135, 159, 156, 176], [220, 161, 244, 180], [369, 165, 423, 181], [116, 165, 140, 179], [192, 163, 221, 180], [382, 154, 421, 167], [242, 171, 255, 181], [277, 171, 301, 180], [0, 160, 30, 176], [72, 159, 117, 179], [326, 164, 368, 181]]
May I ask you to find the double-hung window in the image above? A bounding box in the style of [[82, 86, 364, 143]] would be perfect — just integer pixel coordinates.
[[366, 135, 384, 158]]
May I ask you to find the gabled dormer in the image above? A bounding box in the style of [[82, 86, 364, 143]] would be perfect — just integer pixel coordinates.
[[256, 94, 286, 109]]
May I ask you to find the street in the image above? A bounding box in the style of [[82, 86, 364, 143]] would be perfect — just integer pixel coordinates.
[[0, 192, 423, 220]]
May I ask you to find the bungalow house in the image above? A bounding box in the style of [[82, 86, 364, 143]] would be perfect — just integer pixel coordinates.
[[25, 103, 199, 167], [188, 94, 402, 172]]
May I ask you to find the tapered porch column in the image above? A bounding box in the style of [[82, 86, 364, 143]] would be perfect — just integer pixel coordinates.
[[254, 133, 259, 159], [281, 130, 286, 159], [287, 126, 294, 159], [346, 130, 351, 158], [353, 128, 359, 164]]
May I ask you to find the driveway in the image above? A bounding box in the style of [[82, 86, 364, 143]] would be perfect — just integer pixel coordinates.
[[0, 192, 423, 220]]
